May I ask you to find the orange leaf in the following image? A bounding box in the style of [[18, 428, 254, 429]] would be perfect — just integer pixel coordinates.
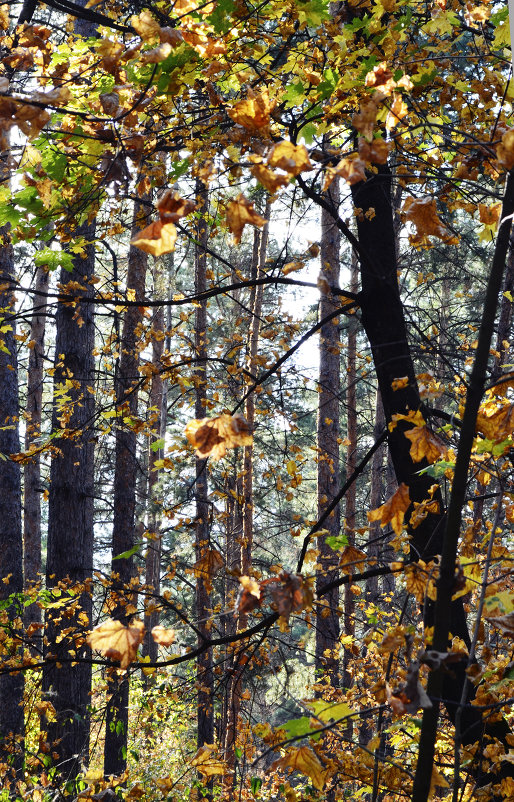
[[339, 545, 367, 575], [185, 413, 252, 460], [250, 163, 289, 194], [401, 196, 458, 247], [131, 220, 177, 257], [267, 141, 312, 177], [87, 618, 144, 668], [191, 744, 229, 777], [358, 137, 391, 165], [367, 483, 410, 535], [226, 194, 266, 245], [228, 88, 275, 130], [323, 157, 366, 190], [151, 625, 176, 646], [404, 425, 447, 464]]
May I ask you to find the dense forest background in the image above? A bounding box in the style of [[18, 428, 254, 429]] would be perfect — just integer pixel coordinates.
[[0, 1, 513, 801]]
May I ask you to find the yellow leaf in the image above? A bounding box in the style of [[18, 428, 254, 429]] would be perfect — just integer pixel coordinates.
[[267, 141, 312, 177], [476, 402, 514, 443], [87, 618, 144, 669], [367, 483, 410, 535], [131, 221, 177, 257], [228, 88, 275, 130], [275, 746, 327, 791], [250, 162, 289, 193], [339, 545, 367, 575], [404, 425, 447, 464], [191, 744, 229, 777], [131, 10, 160, 41], [151, 625, 176, 646]]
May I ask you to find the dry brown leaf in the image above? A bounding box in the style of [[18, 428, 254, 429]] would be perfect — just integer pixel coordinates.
[[237, 575, 262, 615], [323, 157, 366, 191], [267, 141, 312, 177], [185, 413, 253, 460], [358, 137, 391, 165], [226, 194, 266, 244], [87, 618, 144, 668], [367, 482, 410, 535], [151, 625, 176, 646], [193, 549, 224, 593], [485, 612, 514, 636], [156, 189, 196, 223], [401, 196, 458, 247], [131, 220, 177, 257], [266, 572, 312, 627]]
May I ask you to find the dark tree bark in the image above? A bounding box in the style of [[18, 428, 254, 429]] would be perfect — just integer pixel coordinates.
[[0, 205, 24, 783], [104, 200, 148, 777], [42, 221, 96, 787], [315, 179, 341, 688], [23, 264, 50, 652], [194, 182, 214, 749]]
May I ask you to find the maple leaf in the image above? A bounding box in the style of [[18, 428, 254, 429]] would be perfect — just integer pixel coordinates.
[[225, 195, 266, 245], [352, 100, 378, 140], [185, 413, 252, 459], [228, 88, 275, 130], [131, 221, 177, 257], [273, 746, 327, 791], [156, 189, 196, 223], [386, 662, 432, 715], [140, 43, 173, 64], [323, 157, 366, 190], [339, 545, 367, 575], [250, 163, 290, 194], [87, 618, 144, 669], [266, 572, 312, 627], [496, 128, 514, 170], [386, 94, 408, 132], [151, 625, 176, 646], [191, 744, 229, 777], [404, 560, 433, 603], [401, 196, 458, 247], [367, 483, 410, 535], [193, 549, 224, 593], [131, 10, 160, 41], [237, 575, 261, 615], [404, 425, 447, 464], [358, 138, 391, 165], [476, 402, 514, 443], [267, 141, 312, 177]]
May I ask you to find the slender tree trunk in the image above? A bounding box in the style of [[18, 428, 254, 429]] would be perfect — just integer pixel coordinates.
[[42, 221, 96, 786], [0, 185, 24, 781], [315, 178, 341, 688], [365, 391, 385, 602], [23, 265, 50, 652], [104, 200, 148, 777], [342, 250, 358, 690], [143, 288, 165, 661], [194, 182, 214, 749], [491, 233, 513, 383]]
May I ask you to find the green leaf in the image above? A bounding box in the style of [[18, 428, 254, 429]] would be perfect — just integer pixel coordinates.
[[279, 716, 321, 741], [251, 777, 262, 795], [307, 700, 354, 722], [417, 460, 455, 478], [326, 533, 349, 551], [34, 249, 75, 273], [112, 542, 143, 561], [151, 438, 165, 452]]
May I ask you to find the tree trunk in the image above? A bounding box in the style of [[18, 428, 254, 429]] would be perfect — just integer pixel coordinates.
[[104, 200, 148, 777], [23, 265, 50, 652], [315, 178, 341, 688], [42, 221, 96, 786], [0, 196, 24, 782], [194, 182, 214, 749]]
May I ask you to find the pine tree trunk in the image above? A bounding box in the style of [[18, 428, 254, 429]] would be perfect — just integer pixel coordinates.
[[42, 221, 96, 786], [315, 179, 341, 688], [23, 265, 50, 650], [194, 182, 214, 749], [104, 200, 148, 777], [0, 206, 24, 780]]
